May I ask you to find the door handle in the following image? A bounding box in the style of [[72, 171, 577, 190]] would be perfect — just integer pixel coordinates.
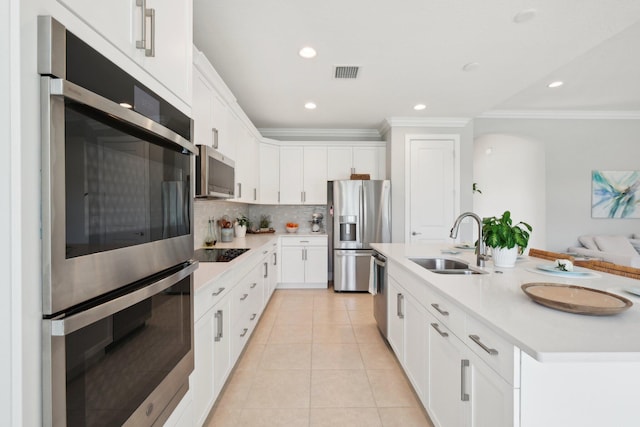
[[264, 262, 268, 278], [238, 183, 242, 198], [396, 293, 404, 319], [212, 128, 218, 148], [461, 359, 470, 401], [214, 310, 223, 342], [135, 0, 147, 51]]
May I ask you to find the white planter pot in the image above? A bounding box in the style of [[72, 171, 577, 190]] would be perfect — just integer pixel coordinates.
[[491, 246, 519, 268], [235, 224, 247, 238]]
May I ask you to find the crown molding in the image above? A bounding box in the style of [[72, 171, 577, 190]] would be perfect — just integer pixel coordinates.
[[478, 110, 640, 120], [257, 128, 382, 140], [380, 117, 472, 135]]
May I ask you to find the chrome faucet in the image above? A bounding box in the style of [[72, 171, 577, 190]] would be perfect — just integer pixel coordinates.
[[450, 212, 488, 267]]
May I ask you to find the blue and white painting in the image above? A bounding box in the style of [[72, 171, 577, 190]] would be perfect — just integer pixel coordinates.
[[592, 170, 640, 219]]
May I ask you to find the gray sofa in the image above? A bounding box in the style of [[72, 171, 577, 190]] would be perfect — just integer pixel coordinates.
[[568, 234, 640, 268]]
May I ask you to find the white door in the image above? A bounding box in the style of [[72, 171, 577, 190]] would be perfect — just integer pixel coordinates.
[[408, 139, 456, 243]]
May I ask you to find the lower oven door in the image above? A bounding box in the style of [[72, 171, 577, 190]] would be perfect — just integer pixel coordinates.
[[42, 261, 197, 427]]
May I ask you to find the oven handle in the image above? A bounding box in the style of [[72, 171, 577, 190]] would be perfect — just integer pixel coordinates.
[[50, 261, 198, 336], [47, 78, 198, 155]]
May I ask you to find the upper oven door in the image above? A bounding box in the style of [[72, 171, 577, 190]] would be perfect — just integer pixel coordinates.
[[41, 77, 197, 315]]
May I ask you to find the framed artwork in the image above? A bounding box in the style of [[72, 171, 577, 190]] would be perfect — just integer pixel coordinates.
[[592, 170, 640, 219]]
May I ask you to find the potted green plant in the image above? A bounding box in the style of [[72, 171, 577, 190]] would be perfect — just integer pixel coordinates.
[[482, 210, 532, 268], [259, 214, 271, 231], [235, 215, 250, 238]]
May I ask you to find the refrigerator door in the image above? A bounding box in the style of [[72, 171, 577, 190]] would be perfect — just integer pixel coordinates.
[[334, 249, 372, 291], [361, 180, 391, 249], [333, 180, 363, 249]]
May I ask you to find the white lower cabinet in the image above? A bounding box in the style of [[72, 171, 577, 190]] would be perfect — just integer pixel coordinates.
[[388, 261, 519, 427], [279, 236, 328, 288]]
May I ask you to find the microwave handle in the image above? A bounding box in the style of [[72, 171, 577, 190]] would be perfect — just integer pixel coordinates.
[[49, 261, 198, 336]]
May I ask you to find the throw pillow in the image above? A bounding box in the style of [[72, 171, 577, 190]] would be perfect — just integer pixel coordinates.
[[578, 235, 598, 250], [629, 239, 640, 255], [594, 235, 638, 256]]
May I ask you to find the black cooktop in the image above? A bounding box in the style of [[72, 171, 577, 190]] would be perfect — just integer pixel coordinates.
[[194, 248, 250, 263]]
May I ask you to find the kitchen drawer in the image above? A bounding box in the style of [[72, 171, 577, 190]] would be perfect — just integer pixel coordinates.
[[425, 287, 465, 339], [194, 273, 234, 321], [231, 318, 253, 361], [280, 235, 327, 247], [465, 314, 520, 387]]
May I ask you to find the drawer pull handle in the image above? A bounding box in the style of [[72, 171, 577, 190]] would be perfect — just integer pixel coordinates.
[[240, 293, 249, 301], [469, 334, 499, 355], [461, 359, 470, 401], [212, 287, 225, 296], [250, 313, 257, 321], [430, 323, 448, 338], [250, 282, 257, 289], [240, 328, 248, 337], [431, 303, 449, 316], [263, 250, 268, 254]]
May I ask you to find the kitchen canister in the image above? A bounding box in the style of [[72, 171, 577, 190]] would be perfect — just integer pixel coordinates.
[[220, 228, 234, 242]]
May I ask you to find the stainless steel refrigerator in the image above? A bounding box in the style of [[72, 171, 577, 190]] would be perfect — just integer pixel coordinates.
[[328, 180, 391, 292]]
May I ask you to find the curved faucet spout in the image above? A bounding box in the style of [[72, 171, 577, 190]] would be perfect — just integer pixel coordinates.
[[450, 212, 487, 267]]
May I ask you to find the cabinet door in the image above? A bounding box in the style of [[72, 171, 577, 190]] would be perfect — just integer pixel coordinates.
[[386, 277, 404, 359], [303, 147, 328, 204], [279, 147, 304, 204], [192, 308, 215, 426], [280, 246, 305, 283], [212, 94, 233, 158], [259, 143, 280, 204], [235, 129, 258, 202], [192, 68, 214, 147], [327, 147, 353, 180], [352, 147, 379, 178], [212, 296, 232, 398], [467, 351, 515, 427], [377, 146, 387, 179], [427, 318, 465, 427], [304, 246, 328, 285], [404, 294, 428, 402]]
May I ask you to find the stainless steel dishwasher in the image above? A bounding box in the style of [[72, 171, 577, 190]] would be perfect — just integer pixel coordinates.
[[372, 251, 388, 338]]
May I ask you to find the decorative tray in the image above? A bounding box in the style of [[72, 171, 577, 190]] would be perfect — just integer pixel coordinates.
[[247, 228, 276, 234], [521, 283, 633, 316]]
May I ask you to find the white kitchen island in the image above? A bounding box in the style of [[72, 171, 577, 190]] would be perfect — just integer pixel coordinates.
[[371, 243, 640, 427]]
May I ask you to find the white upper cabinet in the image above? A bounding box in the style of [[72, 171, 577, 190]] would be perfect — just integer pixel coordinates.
[[327, 144, 386, 180], [235, 128, 258, 203], [279, 146, 327, 204], [57, 0, 193, 104], [211, 92, 233, 158], [192, 67, 215, 147], [259, 143, 280, 204]]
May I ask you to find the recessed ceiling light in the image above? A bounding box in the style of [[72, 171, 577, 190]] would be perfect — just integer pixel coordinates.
[[299, 47, 317, 59], [547, 81, 564, 88], [513, 8, 537, 24], [304, 102, 317, 110], [462, 62, 480, 72], [413, 104, 427, 111], [119, 102, 133, 109]]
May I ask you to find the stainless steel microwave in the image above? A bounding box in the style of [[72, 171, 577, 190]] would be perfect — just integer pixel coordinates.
[[195, 145, 235, 198]]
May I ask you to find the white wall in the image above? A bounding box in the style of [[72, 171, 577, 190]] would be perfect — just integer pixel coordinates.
[[474, 118, 640, 251], [384, 122, 475, 243], [473, 134, 546, 251]]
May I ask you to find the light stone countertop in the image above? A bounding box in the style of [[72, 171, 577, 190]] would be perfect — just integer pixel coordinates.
[[371, 242, 640, 363]]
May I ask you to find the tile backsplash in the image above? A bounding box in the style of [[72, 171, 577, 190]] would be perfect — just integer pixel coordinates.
[[193, 200, 328, 248]]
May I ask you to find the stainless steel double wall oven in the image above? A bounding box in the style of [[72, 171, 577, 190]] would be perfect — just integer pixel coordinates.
[[39, 17, 198, 426]]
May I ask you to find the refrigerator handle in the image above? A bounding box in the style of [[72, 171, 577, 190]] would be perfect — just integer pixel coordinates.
[[359, 184, 364, 245]]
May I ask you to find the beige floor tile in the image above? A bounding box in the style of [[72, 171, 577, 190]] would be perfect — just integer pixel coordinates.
[[278, 295, 315, 311], [249, 319, 274, 345], [244, 369, 311, 408], [312, 309, 351, 324], [234, 342, 265, 371], [259, 343, 312, 370], [310, 369, 375, 408], [310, 407, 382, 427], [359, 341, 400, 370], [348, 309, 376, 325], [205, 406, 241, 427], [367, 369, 420, 408], [378, 407, 435, 427], [312, 324, 356, 343], [312, 343, 364, 369], [276, 309, 314, 324], [237, 408, 310, 427], [352, 323, 386, 344], [214, 368, 255, 409], [343, 295, 374, 311], [313, 296, 347, 311], [268, 322, 313, 344]]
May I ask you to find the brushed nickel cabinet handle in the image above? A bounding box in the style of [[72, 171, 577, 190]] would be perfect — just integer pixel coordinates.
[[250, 313, 257, 321], [461, 359, 470, 401], [430, 323, 449, 338], [135, 0, 147, 51], [212, 128, 218, 148], [146, 7, 155, 57], [240, 328, 248, 337], [469, 334, 499, 355], [212, 287, 225, 296], [250, 282, 257, 289], [214, 310, 223, 342], [240, 293, 248, 301], [264, 262, 268, 278], [431, 303, 449, 316], [397, 293, 404, 319]]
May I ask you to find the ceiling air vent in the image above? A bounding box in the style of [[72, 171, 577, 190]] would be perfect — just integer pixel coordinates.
[[334, 66, 360, 79]]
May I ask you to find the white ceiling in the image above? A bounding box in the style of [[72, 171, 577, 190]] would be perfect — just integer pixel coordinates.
[[193, 0, 640, 131]]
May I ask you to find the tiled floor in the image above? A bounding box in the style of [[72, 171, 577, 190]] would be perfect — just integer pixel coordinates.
[[205, 288, 435, 427]]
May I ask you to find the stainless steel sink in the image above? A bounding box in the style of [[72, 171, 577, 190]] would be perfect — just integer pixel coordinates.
[[409, 257, 487, 275]]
